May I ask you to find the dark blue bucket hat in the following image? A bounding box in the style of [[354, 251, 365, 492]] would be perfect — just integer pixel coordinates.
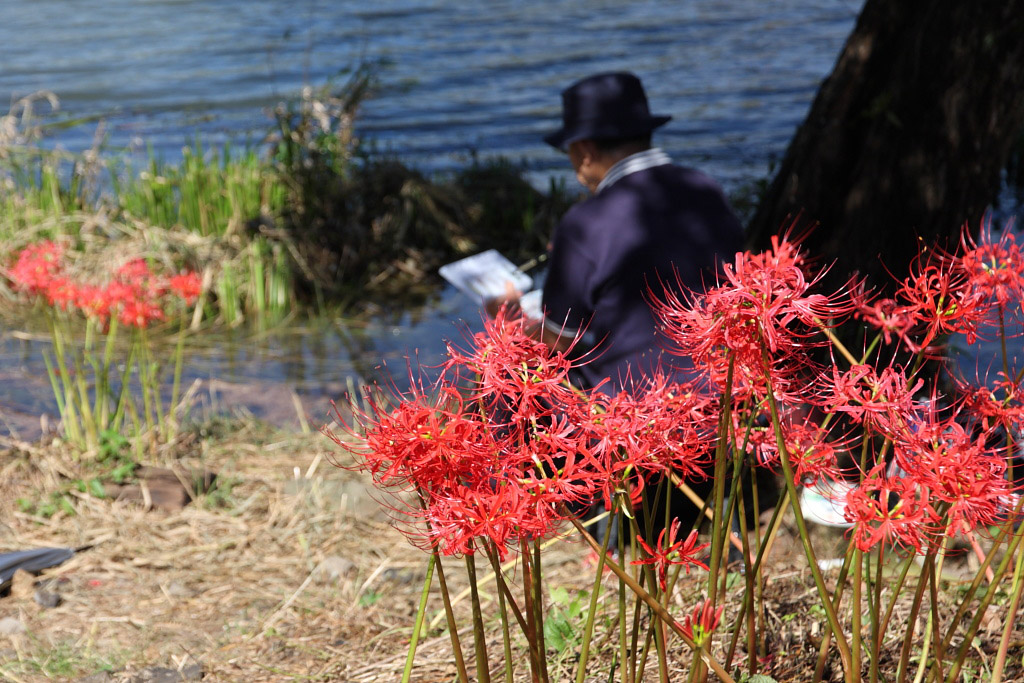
[[543, 72, 671, 150]]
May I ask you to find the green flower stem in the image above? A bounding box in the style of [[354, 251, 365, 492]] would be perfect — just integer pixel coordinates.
[[991, 533, 1024, 683], [716, 475, 743, 607], [519, 540, 542, 683], [483, 545, 514, 683], [531, 540, 549, 683], [483, 545, 529, 635], [139, 327, 164, 433], [426, 524, 582, 633], [868, 544, 885, 683], [72, 318, 98, 448], [877, 552, 918, 643], [134, 329, 155, 433], [41, 348, 78, 447], [48, 316, 86, 449], [707, 356, 735, 608], [618, 515, 632, 683], [464, 552, 491, 683], [636, 493, 670, 683], [895, 550, 934, 681], [168, 315, 188, 438], [631, 559, 649, 682], [432, 555, 470, 683], [97, 317, 119, 427], [574, 510, 615, 683], [937, 507, 1020, 657], [567, 515, 737, 683], [762, 350, 854, 682], [944, 523, 1024, 683], [686, 648, 702, 683], [84, 318, 102, 425], [725, 487, 790, 669], [920, 546, 948, 683], [653, 589, 669, 683], [400, 554, 436, 683], [111, 340, 139, 434], [628, 497, 647, 683], [852, 547, 862, 680], [811, 542, 857, 683], [728, 436, 760, 676]]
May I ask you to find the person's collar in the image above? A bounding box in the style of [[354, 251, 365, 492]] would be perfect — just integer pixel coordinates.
[[596, 147, 672, 193]]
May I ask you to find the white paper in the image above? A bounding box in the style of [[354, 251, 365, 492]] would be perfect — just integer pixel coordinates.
[[519, 289, 543, 321], [439, 249, 533, 304]]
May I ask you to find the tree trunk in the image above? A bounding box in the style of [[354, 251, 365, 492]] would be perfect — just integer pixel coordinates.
[[747, 0, 1024, 292]]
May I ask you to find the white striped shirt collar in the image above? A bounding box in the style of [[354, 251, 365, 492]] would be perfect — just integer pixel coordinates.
[[596, 147, 672, 193]]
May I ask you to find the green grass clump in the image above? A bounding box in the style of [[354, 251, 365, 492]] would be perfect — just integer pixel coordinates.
[[114, 142, 287, 238]]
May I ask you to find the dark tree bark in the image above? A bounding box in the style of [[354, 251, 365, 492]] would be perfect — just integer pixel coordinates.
[[747, 0, 1024, 292]]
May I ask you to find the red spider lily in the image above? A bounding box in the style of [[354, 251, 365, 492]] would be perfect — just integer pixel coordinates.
[[956, 370, 1024, 432], [8, 240, 65, 295], [679, 597, 724, 647], [44, 277, 79, 311], [419, 480, 559, 559], [346, 386, 491, 489], [894, 409, 1011, 536], [332, 383, 566, 559], [116, 258, 152, 284], [168, 272, 203, 304], [895, 253, 987, 349], [652, 235, 850, 403], [445, 309, 584, 426], [960, 221, 1024, 311], [850, 282, 920, 348], [72, 284, 113, 323], [569, 372, 718, 515], [117, 296, 166, 328], [516, 412, 608, 511], [781, 421, 844, 485], [631, 519, 709, 590], [822, 363, 923, 432], [733, 403, 847, 484], [845, 464, 933, 552]]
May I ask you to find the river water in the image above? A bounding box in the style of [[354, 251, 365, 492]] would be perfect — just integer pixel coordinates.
[[1, 0, 1019, 434]]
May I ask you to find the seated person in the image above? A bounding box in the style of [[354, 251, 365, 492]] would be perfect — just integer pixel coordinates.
[[492, 71, 744, 545]]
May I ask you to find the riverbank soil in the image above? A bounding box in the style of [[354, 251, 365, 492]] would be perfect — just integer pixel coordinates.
[[0, 421, 1020, 682]]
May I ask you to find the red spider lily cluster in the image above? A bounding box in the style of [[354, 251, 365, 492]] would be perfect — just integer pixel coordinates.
[[328, 311, 718, 560], [852, 227, 1024, 352], [654, 222, 1024, 555], [330, 221, 1024, 565], [8, 240, 202, 328]]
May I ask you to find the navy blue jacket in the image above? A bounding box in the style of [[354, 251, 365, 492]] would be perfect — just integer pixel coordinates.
[[542, 162, 743, 394]]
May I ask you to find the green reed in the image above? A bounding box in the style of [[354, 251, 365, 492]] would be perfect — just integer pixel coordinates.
[[114, 141, 287, 238]]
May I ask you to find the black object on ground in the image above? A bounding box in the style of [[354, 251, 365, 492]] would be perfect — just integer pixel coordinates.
[[0, 546, 79, 593]]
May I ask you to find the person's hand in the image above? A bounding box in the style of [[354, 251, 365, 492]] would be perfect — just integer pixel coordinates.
[[484, 281, 522, 319]]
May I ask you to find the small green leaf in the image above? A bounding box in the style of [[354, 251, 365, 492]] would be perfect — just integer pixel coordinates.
[[359, 590, 381, 607], [549, 586, 570, 606], [88, 478, 106, 498]]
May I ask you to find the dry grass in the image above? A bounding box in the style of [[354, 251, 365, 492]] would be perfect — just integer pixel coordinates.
[[0, 420, 423, 681], [0, 419, 1021, 682]]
